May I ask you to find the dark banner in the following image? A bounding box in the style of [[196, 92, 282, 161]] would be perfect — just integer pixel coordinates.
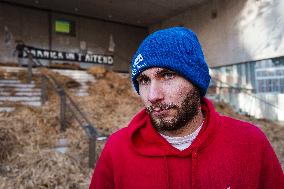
[[19, 46, 113, 65]]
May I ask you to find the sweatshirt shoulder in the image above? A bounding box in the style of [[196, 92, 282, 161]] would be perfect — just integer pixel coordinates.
[[109, 126, 129, 140], [104, 127, 130, 148], [103, 109, 148, 152], [219, 115, 268, 142]]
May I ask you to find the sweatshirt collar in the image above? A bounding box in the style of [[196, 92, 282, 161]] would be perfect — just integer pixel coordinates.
[[128, 98, 221, 157]]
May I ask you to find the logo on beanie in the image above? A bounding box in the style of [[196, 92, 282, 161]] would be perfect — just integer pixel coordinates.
[[132, 54, 145, 76], [134, 54, 143, 66]]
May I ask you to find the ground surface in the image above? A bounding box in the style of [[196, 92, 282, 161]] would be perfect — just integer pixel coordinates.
[[0, 68, 283, 188]]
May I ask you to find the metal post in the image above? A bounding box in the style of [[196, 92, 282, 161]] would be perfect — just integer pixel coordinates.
[[27, 54, 33, 83], [41, 76, 47, 105], [15, 41, 25, 67], [85, 125, 97, 168], [89, 136, 97, 168], [48, 11, 52, 66], [59, 88, 67, 132]]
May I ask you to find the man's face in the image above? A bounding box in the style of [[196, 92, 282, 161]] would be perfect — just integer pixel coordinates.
[[137, 67, 201, 132]]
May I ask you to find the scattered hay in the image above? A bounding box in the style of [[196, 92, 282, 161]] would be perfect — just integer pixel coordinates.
[[0, 62, 19, 67], [13, 151, 88, 189], [1, 150, 90, 189], [0, 127, 18, 162], [87, 66, 107, 79], [0, 67, 42, 86], [0, 69, 28, 82], [0, 104, 91, 188], [0, 68, 5, 79], [48, 62, 81, 70], [81, 71, 143, 134], [0, 67, 283, 188], [38, 68, 80, 89]]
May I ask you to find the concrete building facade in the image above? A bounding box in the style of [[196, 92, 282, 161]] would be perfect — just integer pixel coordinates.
[[1, 0, 283, 120], [0, 3, 147, 72], [150, 0, 284, 67], [149, 0, 284, 121]]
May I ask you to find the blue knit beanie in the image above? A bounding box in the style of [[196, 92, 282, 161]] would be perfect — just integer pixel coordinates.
[[131, 27, 211, 97]]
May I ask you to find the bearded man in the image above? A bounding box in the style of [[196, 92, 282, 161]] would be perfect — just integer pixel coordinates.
[[90, 27, 283, 189]]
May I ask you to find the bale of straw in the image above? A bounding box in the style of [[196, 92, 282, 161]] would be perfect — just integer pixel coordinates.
[[38, 68, 80, 89], [87, 66, 107, 79], [0, 127, 17, 162], [11, 151, 90, 189]]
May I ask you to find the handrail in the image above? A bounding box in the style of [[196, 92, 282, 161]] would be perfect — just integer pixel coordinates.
[[15, 43, 104, 167], [24, 47, 45, 67], [210, 76, 284, 111], [41, 74, 100, 167], [42, 73, 99, 137]]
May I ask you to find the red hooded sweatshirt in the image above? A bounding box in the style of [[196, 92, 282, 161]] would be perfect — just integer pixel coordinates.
[[90, 98, 283, 189]]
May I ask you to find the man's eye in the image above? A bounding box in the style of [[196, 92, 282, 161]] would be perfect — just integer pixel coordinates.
[[162, 72, 175, 79], [137, 77, 150, 85]]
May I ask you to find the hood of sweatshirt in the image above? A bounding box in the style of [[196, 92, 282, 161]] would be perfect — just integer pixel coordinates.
[[128, 98, 221, 157]]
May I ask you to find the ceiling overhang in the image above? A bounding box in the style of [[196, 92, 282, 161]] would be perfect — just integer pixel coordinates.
[[2, 0, 207, 27]]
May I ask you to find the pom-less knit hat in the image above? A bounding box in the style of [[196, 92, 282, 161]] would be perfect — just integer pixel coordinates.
[[131, 27, 211, 97]]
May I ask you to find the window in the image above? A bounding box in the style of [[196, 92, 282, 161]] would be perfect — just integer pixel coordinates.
[[55, 20, 76, 36], [255, 62, 284, 93], [211, 57, 284, 94]]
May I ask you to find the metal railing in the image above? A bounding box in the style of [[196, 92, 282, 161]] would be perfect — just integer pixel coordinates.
[[209, 76, 284, 120], [41, 74, 100, 167], [16, 44, 103, 168]]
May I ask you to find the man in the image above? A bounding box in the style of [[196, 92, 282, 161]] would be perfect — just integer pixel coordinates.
[[90, 27, 283, 189]]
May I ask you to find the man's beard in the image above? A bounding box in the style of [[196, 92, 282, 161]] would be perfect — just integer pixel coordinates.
[[146, 88, 201, 132]]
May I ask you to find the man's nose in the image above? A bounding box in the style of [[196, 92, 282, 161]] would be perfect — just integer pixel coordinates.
[[147, 81, 164, 104]]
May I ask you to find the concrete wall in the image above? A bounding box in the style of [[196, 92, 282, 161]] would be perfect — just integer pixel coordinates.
[[0, 3, 147, 72], [211, 90, 284, 121], [150, 0, 284, 68], [0, 4, 49, 63]]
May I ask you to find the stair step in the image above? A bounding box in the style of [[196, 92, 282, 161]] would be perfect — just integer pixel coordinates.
[[76, 92, 89, 96], [0, 96, 41, 101], [0, 80, 22, 84], [0, 66, 43, 107], [0, 101, 42, 107], [0, 66, 40, 73], [22, 101, 42, 106], [0, 88, 41, 92], [0, 92, 41, 96], [0, 83, 36, 88], [70, 85, 88, 91], [53, 69, 95, 81], [0, 81, 35, 85], [52, 69, 95, 97], [0, 107, 15, 112], [0, 100, 41, 104]]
